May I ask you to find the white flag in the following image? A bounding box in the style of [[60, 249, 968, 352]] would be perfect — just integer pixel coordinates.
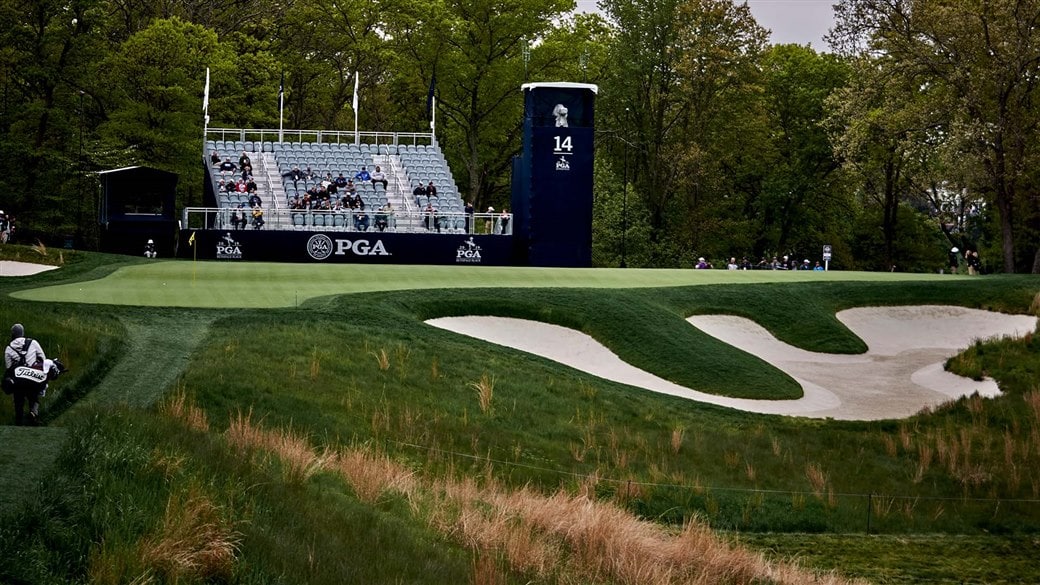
[[203, 67, 210, 115], [352, 71, 359, 112]]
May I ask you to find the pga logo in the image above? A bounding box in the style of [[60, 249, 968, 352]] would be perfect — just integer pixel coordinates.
[[217, 233, 243, 259], [455, 237, 482, 263], [307, 234, 390, 260]]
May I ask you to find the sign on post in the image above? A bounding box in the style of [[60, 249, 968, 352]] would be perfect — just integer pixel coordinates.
[[823, 245, 832, 271]]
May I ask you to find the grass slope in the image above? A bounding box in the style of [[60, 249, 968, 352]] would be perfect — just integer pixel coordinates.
[[3, 248, 1040, 584], [0, 426, 67, 515]]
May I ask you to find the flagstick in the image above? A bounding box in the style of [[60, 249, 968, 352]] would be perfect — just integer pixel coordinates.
[[192, 241, 197, 286]]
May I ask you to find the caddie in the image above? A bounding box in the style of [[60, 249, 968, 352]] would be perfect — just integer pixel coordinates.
[[3, 323, 64, 426]]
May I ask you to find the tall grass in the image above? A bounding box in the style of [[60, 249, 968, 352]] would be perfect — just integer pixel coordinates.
[[472, 372, 495, 415], [204, 408, 861, 584]]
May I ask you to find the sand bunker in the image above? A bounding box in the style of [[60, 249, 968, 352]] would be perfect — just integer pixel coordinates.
[[0, 261, 59, 277], [427, 306, 1037, 420]]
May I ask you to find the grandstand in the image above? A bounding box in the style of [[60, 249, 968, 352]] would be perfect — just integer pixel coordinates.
[[194, 129, 509, 236], [183, 82, 594, 267]]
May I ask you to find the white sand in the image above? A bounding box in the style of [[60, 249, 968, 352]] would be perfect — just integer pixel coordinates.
[[427, 306, 1038, 421], [0, 261, 59, 277]]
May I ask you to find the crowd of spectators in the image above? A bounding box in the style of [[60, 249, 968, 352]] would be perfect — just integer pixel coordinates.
[[695, 255, 825, 271], [213, 149, 263, 210]]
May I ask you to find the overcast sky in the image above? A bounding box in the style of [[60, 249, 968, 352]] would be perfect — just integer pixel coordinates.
[[574, 0, 837, 49]]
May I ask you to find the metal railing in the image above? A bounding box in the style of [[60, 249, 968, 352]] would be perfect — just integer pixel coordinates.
[[205, 128, 435, 150], [182, 207, 512, 236]]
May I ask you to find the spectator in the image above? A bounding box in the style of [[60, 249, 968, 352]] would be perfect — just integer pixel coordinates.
[[219, 157, 237, 175], [967, 249, 982, 275], [740, 257, 753, 270], [210, 150, 221, 165], [344, 179, 357, 195], [948, 247, 960, 274], [370, 166, 388, 189], [375, 204, 391, 232], [354, 210, 370, 231], [354, 166, 371, 182], [464, 201, 474, 233], [335, 173, 349, 188], [248, 193, 262, 208], [695, 257, 711, 269], [239, 151, 251, 169], [425, 202, 439, 231], [235, 179, 248, 193], [413, 181, 427, 206], [799, 259, 812, 270], [284, 165, 305, 190], [352, 193, 364, 210], [499, 208, 510, 234], [245, 176, 257, 193], [304, 165, 315, 180], [230, 207, 243, 229], [236, 204, 249, 229], [144, 239, 157, 258], [426, 181, 438, 198], [814, 261, 824, 271], [726, 257, 738, 270], [251, 206, 265, 230], [484, 206, 494, 233]]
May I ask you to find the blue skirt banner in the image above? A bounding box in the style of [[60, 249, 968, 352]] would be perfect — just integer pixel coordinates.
[[178, 229, 516, 265]]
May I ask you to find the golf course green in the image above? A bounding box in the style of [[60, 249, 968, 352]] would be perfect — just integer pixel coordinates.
[[15, 259, 956, 308]]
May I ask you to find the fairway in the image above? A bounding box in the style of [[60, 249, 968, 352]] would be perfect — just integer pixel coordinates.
[[15, 259, 958, 308]]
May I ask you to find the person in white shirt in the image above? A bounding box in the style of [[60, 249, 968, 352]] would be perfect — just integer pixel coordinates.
[[3, 323, 63, 425], [370, 166, 388, 190]]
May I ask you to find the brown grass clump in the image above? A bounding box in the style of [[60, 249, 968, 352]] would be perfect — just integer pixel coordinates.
[[371, 347, 391, 371], [805, 462, 828, 498], [201, 413, 862, 585], [135, 489, 241, 582], [471, 372, 495, 415], [159, 390, 209, 432], [225, 410, 330, 483], [670, 427, 684, 454], [332, 448, 416, 503]]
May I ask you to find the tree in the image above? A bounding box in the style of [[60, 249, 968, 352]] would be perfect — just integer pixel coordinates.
[[832, 0, 1040, 272], [599, 0, 768, 263], [755, 45, 852, 258], [385, 0, 593, 209], [100, 18, 232, 205]]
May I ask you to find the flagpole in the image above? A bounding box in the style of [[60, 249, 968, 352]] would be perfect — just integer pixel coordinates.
[[353, 71, 359, 145], [202, 67, 210, 154], [278, 71, 285, 143], [431, 95, 437, 146]]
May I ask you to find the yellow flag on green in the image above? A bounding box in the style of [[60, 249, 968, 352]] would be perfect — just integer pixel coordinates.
[[188, 231, 196, 246]]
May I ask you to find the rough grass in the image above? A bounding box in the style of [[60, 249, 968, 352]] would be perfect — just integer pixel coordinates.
[[203, 405, 864, 585], [3, 249, 1040, 584]]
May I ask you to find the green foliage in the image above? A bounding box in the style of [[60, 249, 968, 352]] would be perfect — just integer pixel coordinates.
[[850, 203, 948, 272]]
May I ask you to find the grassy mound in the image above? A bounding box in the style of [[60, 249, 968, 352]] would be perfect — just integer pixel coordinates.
[[1, 249, 1039, 583]]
